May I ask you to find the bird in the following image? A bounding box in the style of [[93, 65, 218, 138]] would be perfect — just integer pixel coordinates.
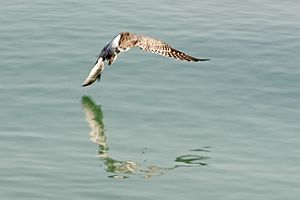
[[82, 32, 209, 87]]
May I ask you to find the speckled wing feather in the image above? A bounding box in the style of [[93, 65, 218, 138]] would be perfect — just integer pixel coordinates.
[[135, 35, 209, 62]]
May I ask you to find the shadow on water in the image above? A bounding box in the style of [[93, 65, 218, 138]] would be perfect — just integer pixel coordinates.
[[81, 96, 210, 179]]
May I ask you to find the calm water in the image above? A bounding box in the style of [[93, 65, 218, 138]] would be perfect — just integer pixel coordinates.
[[1, 0, 300, 199]]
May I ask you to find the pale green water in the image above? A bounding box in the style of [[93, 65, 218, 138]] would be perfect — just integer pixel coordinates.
[[1, 0, 300, 199]]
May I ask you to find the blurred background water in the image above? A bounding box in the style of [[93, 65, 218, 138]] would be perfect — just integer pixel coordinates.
[[1, 0, 300, 199]]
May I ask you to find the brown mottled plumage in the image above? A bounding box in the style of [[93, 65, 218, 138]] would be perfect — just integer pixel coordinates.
[[135, 34, 202, 62], [82, 32, 209, 87]]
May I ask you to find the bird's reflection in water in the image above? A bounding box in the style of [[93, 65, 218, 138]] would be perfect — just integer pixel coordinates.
[[81, 96, 210, 179]]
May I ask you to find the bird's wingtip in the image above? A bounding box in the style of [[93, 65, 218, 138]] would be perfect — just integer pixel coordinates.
[[82, 78, 97, 87], [82, 82, 91, 87], [195, 58, 210, 62]]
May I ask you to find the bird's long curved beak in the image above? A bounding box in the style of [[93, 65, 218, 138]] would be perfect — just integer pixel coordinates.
[[82, 57, 105, 87]]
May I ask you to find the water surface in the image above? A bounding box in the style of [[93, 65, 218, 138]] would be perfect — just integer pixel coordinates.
[[1, 0, 300, 199]]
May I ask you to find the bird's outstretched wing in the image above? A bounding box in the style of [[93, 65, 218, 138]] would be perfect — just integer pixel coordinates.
[[135, 35, 209, 62], [82, 57, 104, 87]]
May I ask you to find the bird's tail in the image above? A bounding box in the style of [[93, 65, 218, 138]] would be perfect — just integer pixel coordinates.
[[82, 57, 105, 87]]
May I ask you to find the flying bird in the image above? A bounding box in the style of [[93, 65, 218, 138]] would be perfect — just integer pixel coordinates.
[[82, 32, 209, 87]]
